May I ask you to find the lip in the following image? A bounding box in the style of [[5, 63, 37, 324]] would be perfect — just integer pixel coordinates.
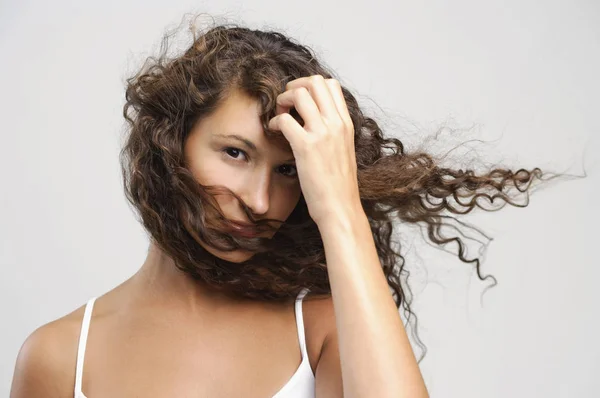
[[227, 220, 260, 237]]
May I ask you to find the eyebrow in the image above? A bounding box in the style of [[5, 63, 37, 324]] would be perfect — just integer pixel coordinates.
[[213, 133, 295, 163], [214, 133, 257, 151]]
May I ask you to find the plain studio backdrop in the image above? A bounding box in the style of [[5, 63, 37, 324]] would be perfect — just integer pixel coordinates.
[[1, 0, 598, 397]]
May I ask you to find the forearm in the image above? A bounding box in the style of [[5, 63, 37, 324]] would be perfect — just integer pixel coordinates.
[[317, 207, 429, 398]]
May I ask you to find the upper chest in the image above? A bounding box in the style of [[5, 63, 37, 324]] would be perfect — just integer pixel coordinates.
[[74, 297, 327, 398]]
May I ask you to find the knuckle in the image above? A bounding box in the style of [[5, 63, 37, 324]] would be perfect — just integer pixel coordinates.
[[309, 75, 324, 89], [280, 112, 294, 123], [294, 86, 309, 99], [326, 78, 340, 87]]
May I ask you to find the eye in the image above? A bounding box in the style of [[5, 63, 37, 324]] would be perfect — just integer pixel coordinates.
[[223, 147, 248, 161], [278, 164, 298, 178]]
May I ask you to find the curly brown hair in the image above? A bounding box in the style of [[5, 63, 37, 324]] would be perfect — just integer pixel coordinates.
[[120, 14, 566, 359]]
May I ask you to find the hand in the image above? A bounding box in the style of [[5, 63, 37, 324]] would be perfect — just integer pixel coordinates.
[[268, 75, 362, 226]]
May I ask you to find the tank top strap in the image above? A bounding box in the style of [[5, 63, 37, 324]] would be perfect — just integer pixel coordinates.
[[294, 288, 310, 359], [75, 297, 97, 395]]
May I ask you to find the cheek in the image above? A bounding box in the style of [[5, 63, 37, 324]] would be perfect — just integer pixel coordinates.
[[189, 154, 222, 186], [188, 155, 241, 208], [273, 184, 302, 219]]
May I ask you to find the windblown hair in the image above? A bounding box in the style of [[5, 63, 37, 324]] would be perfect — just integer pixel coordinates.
[[120, 14, 562, 359]]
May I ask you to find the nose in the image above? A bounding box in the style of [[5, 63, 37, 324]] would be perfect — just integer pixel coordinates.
[[240, 168, 271, 216]]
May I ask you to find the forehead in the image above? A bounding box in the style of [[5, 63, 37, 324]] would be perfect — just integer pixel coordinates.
[[212, 89, 262, 124], [207, 89, 291, 151]]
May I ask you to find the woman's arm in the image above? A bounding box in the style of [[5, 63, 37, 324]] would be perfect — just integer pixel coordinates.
[[268, 75, 429, 397], [315, 206, 429, 398]]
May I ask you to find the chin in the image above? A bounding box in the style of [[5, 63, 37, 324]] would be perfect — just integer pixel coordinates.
[[203, 244, 255, 263]]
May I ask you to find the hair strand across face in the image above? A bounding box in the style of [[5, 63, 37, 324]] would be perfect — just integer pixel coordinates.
[[119, 13, 577, 362]]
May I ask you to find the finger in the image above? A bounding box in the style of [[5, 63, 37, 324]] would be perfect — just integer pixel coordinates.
[[268, 112, 305, 150], [325, 79, 353, 131], [275, 87, 324, 131], [325, 79, 357, 164], [285, 75, 340, 121]]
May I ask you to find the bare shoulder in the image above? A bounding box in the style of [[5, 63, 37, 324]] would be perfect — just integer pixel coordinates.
[[10, 304, 87, 398]]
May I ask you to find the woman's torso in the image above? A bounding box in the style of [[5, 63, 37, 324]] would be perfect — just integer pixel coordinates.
[[56, 280, 331, 398]]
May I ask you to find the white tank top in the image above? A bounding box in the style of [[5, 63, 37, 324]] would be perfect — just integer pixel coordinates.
[[74, 288, 316, 398]]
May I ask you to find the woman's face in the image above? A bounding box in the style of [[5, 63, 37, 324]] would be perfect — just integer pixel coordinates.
[[183, 89, 302, 263]]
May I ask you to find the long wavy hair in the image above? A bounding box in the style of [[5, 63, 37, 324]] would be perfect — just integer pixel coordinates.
[[120, 14, 566, 359]]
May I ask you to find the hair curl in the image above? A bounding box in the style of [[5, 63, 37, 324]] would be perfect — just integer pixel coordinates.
[[120, 14, 569, 360]]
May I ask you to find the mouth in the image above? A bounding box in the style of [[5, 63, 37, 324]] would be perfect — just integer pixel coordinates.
[[227, 220, 260, 238]]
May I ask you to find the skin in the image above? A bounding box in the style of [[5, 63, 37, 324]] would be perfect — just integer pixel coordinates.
[[11, 75, 429, 397], [268, 76, 428, 397], [10, 88, 341, 397], [183, 88, 302, 263]]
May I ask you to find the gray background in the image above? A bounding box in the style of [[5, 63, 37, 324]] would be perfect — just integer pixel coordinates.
[[1, 0, 599, 396]]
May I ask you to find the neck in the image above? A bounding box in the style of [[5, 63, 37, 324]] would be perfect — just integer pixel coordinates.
[[126, 240, 247, 312]]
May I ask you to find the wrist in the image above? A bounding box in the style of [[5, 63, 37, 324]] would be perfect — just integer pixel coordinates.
[[315, 202, 369, 234]]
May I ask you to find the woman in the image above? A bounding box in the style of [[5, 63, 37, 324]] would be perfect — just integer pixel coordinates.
[[10, 15, 554, 398]]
